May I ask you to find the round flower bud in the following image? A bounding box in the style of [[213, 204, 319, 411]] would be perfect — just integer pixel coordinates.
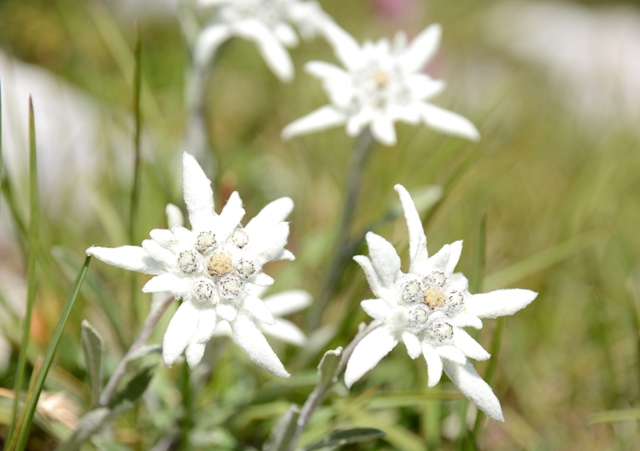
[[447, 291, 464, 312], [406, 305, 430, 333], [177, 250, 198, 273], [425, 271, 446, 287], [235, 259, 256, 279], [401, 278, 423, 304], [196, 231, 216, 254], [219, 274, 243, 299], [193, 279, 215, 304], [231, 228, 249, 248], [429, 321, 454, 343]]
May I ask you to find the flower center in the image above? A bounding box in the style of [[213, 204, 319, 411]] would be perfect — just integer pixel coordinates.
[[231, 229, 249, 248], [196, 231, 216, 253], [207, 251, 233, 277], [177, 251, 198, 273], [372, 69, 390, 87], [423, 286, 446, 309]]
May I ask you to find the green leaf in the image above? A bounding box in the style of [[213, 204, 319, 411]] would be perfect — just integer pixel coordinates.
[[108, 364, 156, 415], [317, 347, 342, 389], [7, 97, 39, 449], [57, 407, 111, 451], [263, 404, 300, 451], [9, 256, 91, 451], [589, 409, 640, 424], [81, 320, 104, 409], [303, 428, 386, 450]]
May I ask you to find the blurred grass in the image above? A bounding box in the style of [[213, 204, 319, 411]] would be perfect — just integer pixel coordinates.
[[0, 0, 639, 449]]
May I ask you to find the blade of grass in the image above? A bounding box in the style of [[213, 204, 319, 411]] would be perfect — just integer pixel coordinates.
[[469, 215, 486, 294], [7, 97, 39, 446], [51, 246, 127, 350], [10, 256, 92, 451], [84, 1, 166, 130], [1, 174, 28, 253], [130, 20, 142, 246], [129, 20, 143, 335]]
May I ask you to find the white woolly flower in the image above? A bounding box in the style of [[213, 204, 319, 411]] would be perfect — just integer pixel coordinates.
[[87, 152, 295, 377], [282, 23, 480, 145], [195, 0, 330, 82], [345, 184, 537, 421]]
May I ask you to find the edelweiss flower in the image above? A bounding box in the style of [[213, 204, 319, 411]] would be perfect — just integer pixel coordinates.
[[154, 205, 312, 346], [195, 0, 330, 82], [282, 23, 480, 145], [87, 152, 294, 377], [345, 184, 537, 421]]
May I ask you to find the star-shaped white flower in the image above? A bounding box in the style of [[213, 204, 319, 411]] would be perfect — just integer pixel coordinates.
[[345, 184, 537, 421], [87, 152, 295, 377], [195, 0, 330, 82], [282, 23, 480, 145]]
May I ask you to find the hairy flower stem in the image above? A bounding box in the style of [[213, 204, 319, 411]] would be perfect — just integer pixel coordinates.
[[309, 128, 375, 330], [287, 322, 381, 450], [99, 296, 174, 406]]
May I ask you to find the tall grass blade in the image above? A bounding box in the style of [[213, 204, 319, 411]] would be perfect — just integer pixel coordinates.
[[7, 97, 39, 447], [470, 215, 486, 294], [130, 19, 142, 246], [10, 256, 92, 451], [129, 20, 143, 333]]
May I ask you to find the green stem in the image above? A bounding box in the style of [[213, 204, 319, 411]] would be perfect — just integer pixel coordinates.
[[179, 362, 193, 449], [308, 128, 375, 330], [9, 257, 91, 451], [7, 98, 39, 447]]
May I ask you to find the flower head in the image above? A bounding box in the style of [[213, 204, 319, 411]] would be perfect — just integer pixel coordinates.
[[87, 152, 295, 377], [345, 184, 537, 421], [282, 23, 480, 145], [195, 0, 330, 82]]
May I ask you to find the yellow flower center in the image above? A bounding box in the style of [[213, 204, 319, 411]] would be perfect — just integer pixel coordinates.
[[423, 286, 446, 309], [207, 251, 233, 277]]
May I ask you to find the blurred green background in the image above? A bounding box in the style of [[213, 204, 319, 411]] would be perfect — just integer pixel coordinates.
[[1, 0, 640, 449]]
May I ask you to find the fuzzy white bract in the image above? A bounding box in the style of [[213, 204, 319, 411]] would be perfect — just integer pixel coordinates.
[[345, 184, 537, 421], [195, 0, 329, 82], [282, 23, 480, 145], [87, 152, 295, 377]]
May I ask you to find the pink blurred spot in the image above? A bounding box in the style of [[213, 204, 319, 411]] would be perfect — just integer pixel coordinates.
[[371, 0, 419, 17]]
